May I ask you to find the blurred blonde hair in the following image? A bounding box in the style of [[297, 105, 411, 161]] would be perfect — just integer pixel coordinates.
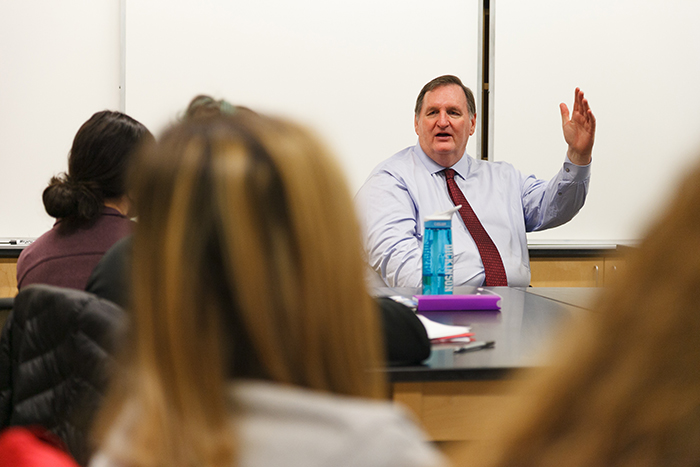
[[93, 112, 386, 467], [450, 159, 700, 467]]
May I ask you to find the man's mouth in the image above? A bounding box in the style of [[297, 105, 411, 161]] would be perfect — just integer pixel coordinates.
[[436, 132, 452, 138]]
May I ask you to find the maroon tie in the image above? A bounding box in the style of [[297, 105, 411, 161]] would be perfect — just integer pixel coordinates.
[[443, 168, 508, 286]]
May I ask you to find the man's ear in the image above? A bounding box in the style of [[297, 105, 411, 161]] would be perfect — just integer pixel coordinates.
[[469, 113, 477, 136], [414, 114, 419, 135]]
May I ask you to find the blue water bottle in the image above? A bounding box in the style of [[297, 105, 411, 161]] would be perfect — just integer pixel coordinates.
[[422, 206, 461, 295]]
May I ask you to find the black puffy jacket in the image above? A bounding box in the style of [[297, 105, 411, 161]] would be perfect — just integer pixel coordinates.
[[0, 284, 125, 466]]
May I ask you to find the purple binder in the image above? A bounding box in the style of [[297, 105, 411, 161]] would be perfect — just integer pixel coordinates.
[[414, 293, 501, 311]]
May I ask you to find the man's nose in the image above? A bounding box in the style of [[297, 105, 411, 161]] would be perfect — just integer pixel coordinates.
[[437, 111, 449, 127]]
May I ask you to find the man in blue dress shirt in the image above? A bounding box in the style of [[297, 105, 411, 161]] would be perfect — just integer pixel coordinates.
[[355, 75, 596, 288]]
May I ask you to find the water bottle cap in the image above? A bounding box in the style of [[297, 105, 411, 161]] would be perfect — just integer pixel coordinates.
[[424, 205, 461, 222]]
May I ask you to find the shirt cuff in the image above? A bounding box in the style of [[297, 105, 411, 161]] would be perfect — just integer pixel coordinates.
[[563, 156, 591, 182]]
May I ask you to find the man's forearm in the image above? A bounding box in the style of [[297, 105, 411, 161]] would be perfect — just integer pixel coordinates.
[[369, 236, 423, 288], [524, 158, 590, 232]]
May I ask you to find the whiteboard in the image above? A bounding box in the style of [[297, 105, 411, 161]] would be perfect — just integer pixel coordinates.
[[123, 0, 480, 195], [492, 0, 700, 243], [5, 1, 699, 246], [0, 1, 121, 239]]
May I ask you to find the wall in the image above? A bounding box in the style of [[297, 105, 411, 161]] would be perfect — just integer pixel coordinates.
[[492, 0, 700, 243], [3, 0, 700, 245], [123, 0, 479, 194], [0, 0, 121, 238]]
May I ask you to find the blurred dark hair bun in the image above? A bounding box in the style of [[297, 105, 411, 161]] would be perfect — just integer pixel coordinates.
[[43, 110, 153, 230]]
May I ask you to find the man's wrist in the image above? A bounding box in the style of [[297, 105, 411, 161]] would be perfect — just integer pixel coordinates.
[[567, 148, 592, 166]]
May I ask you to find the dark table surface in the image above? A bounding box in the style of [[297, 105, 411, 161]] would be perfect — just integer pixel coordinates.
[[376, 286, 597, 382], [523, 286, 600, 309]]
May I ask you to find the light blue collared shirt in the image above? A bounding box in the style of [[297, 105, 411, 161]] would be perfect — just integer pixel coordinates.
[[355, 142, 590, 287]]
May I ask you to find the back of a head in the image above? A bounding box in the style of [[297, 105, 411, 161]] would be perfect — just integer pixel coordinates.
[[182, 94, 250, 120], [451, 158, 700, 467], [94, 112, 386, 467], [42, 110, 152, 230]]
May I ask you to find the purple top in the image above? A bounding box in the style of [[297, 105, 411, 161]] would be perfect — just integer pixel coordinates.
[[16, 207, 133, 291]]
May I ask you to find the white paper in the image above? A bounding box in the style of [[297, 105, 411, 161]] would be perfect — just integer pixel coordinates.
[[417, 315, 471, 340]]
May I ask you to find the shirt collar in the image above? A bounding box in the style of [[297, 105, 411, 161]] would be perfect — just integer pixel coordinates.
[[52, 206, 127, 228], [414, 140, 472, 179]]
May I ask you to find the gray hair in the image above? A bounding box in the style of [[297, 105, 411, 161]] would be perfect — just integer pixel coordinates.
[[414, 75, 476, 118]]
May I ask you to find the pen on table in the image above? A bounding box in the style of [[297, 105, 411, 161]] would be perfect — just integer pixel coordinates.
[[453, 340, 495, 354]]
